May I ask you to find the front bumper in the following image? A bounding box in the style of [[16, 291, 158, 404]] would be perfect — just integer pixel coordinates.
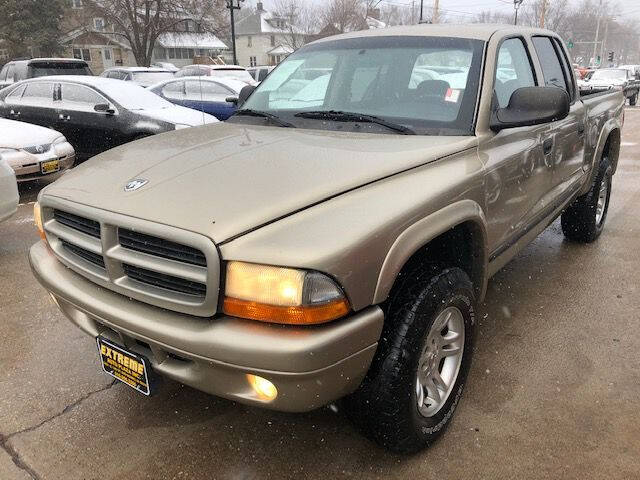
[[5, 145, 75, 182], [30, 241, 383, 412]]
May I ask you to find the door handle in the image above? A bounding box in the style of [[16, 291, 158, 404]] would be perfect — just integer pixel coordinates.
[[543, 138, 553, 156]]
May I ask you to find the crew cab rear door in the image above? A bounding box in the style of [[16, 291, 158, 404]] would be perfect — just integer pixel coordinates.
[[531, 36, 586, 196]]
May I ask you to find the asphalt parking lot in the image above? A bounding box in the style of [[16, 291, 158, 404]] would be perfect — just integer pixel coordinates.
[[1, 109, 640, 480]]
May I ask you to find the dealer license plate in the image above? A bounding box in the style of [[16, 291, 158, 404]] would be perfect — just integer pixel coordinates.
[[96, 337, 151, 395], [40, 159, 60, 175]]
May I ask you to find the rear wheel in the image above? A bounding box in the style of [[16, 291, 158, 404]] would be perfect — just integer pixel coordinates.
[[630, 93, 637, 106], [561, 157, 612, 243], [344, 267, 475, 453]]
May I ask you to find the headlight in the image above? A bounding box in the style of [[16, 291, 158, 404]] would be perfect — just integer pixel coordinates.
[[174, 124, 191, 130], [222, 261, 350, 325], [34, 202, 46, 241]]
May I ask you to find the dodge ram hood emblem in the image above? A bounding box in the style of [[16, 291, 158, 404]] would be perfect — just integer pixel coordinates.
[[124, 179, 149, 192]]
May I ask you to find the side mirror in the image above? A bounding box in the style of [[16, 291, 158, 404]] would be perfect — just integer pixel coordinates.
[[237, 85, 256, 107], [490, 86, 570, 132], [225, 96, 238, 105], [94, 103, 115, 115]]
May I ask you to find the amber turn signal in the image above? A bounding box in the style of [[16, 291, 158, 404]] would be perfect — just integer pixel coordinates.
[[34, 202, 46, 241], [223, 296, 350, 325]]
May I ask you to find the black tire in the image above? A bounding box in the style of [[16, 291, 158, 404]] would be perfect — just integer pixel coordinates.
[[630, 93, 637, 106], [561, 157, 612, 243], [344, 267, 476, 453]]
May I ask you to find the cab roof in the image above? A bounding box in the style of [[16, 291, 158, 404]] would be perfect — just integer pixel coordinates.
[[310, 23, 559, 44]]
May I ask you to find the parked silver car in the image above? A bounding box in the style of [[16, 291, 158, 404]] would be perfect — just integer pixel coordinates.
[[100, 67, 176, 88], [0, 156, 18, 222], [0, 119, 75, 182]]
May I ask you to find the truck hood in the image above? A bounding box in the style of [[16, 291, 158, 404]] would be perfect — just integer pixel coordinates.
[[42, 123, 476, 243]]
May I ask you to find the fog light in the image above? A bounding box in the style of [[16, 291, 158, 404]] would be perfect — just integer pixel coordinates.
[[247, 374, 278, 401]]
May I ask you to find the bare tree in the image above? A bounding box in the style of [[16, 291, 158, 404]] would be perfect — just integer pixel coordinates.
[[272, 0, 317, 51], [322, 0, 366, 33], [81, 0, 226, 66]]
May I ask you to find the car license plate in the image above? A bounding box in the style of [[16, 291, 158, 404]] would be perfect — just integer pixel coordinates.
[[40, 159, 60, 175], [96, 337, 151, 396]]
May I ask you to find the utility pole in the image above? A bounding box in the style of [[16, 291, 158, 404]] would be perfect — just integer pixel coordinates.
[[419, 0, 424, 23], [225, 0, 244, 66], [513, 0, 524, 26], [592, 0, 602, 67], [600, 15, 612, 66], [432, 0, 439, 23], [540, 0, 548, 28]]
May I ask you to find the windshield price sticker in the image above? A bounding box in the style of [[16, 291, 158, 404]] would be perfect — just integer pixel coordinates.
[[97, 337, 151, 395]]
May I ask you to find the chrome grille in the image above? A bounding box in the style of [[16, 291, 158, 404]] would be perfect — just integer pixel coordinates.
[[42, 201, 219, 317]]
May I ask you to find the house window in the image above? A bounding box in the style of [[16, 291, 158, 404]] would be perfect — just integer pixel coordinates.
[[247, 36, 252, 47], [103, 49, 111, 60], [71, 0, 83, 8], [270, 35, 275, 47], [73, 48, 91, 61], [168, 48, 176, 59], [249, 56, 257, 67], [93, 18, 105, 31]]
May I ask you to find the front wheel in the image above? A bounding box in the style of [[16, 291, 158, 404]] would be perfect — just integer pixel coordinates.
[[344, 267, 476, 453], [561, 158, 612, 242]]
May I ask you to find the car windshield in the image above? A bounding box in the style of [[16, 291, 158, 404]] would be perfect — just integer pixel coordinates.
[[31, 64, 91, 76], [131, 71, 175, 85], [239, 36, 484, 135], [213, 69, 255, 83], [591, 69, 626, 80], [99, 81, 174, 110]]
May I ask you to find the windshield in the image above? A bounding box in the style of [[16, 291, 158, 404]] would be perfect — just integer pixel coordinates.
[[238, 36, 484, 135], [99, 81, 174, 110], [213, 69, 255, 84], [31, 64, 92, 77], [590, 69, 626, 81], [131, 71, 175, 85]]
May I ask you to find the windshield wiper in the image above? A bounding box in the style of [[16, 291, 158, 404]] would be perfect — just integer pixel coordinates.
[[233, 109, 296, 128], [294, 110, 416, 135]]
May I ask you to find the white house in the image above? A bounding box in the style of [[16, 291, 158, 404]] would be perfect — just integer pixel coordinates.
[[234, 2, 307, 68]]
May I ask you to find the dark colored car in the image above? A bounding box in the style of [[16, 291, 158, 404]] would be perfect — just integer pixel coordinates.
[[0, 76, 217, 159], [100, 67, 176, 88], [148, 76, 244, 120], [0, 58, 92, 90]]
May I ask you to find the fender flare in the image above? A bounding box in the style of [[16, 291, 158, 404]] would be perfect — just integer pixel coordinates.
[[580, 120, 621, 196], [372, 199, 489, 304]]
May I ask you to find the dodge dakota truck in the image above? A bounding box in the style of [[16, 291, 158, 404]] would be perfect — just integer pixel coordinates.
[[30, 25, 624, 453]]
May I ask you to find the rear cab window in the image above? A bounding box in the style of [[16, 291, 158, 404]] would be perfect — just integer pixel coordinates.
[[29, 62, 92, 77]]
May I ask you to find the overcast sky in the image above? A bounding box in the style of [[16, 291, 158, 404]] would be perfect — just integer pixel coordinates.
[[254, 0, 640, 21]]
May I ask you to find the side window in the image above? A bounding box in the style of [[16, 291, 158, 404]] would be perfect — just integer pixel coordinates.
[[162, 81, 185, 100], [185, 80, 231, 101], [22, 82, 54, 105], [258, 68, 269, 82], [552, 38, 575, 100], [495, 38, 536, 108], [6, 65, 15, 82], [61, 84, 106, 109], [0, 65, 7, 81], [5, 84, 27, 102], [532, 36, 568, 92]]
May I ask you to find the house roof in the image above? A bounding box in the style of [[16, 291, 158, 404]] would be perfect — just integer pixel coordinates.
[[266, 45, 293, 56], [59, 28, 131, 50], [156, 32, 227, 50], [235, 8, 304, 36]]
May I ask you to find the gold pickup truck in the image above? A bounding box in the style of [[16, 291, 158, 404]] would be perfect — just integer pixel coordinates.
[[30, 25, 624, 453]]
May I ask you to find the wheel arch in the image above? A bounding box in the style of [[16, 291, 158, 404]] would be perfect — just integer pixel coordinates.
[[373, 200, 489, 305]]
